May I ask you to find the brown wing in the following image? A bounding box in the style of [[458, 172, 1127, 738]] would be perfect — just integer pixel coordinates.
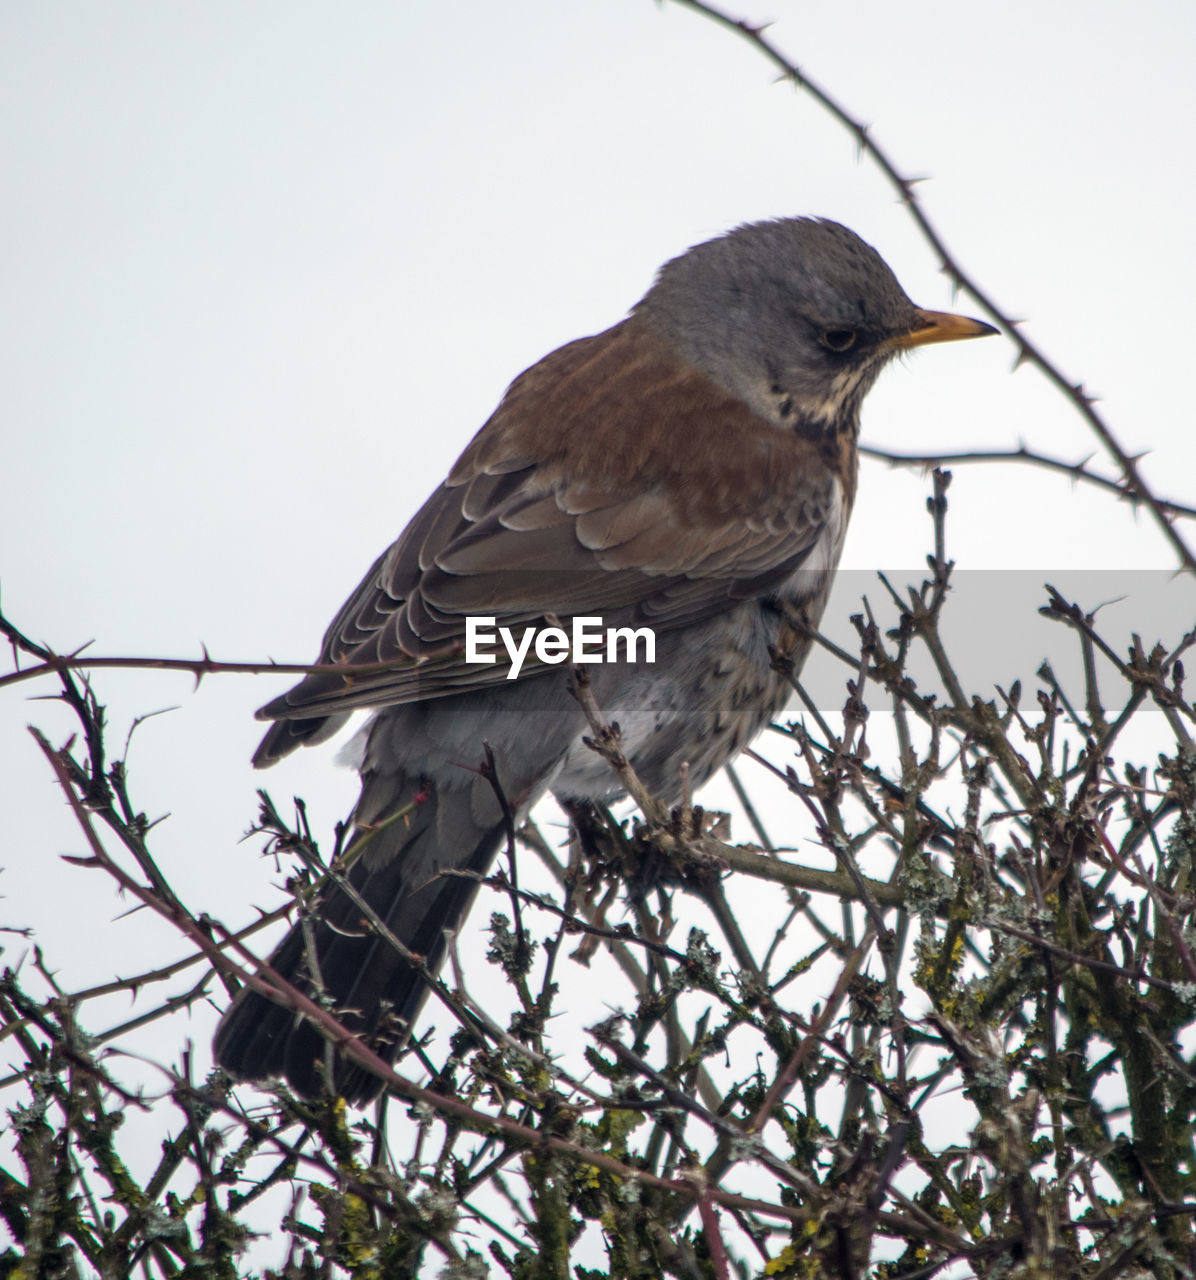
[[254, 317, 848, 765]]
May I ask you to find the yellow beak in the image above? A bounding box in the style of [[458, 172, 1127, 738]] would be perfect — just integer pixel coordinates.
[[887, 308, 999, 350]]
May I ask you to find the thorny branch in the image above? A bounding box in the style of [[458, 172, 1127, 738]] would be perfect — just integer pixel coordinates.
[[5, 7, 1196, 1277], [668, 0, 1196, 574], [11, 450, 1194, 1274]]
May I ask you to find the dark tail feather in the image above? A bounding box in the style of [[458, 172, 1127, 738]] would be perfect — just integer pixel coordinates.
[[214, 784, 505, 1103]]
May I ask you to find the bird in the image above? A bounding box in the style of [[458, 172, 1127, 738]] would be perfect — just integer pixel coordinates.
[[214, 217, 996, 1102]]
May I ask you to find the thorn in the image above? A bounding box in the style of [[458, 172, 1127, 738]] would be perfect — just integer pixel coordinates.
[[1011, 344, 1033, 372], [898, 176, 931, 204], [854, 122, 870, 161], [194, 642, 212, 690]]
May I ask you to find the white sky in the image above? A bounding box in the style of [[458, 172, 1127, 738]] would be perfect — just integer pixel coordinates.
[[2, 0, 1195, 1267]]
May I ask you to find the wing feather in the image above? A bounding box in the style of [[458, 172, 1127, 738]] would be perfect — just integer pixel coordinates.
[[255, 317, 850, 756]]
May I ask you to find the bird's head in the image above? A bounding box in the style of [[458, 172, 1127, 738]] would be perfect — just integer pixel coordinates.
[[635, 217, 995, 436]]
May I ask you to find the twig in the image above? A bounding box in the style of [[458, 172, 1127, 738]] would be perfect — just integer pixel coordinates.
[[860, 443, 1196, 522]]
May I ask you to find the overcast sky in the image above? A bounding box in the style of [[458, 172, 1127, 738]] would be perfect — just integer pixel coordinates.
[[2, 1, 1195, 1262]]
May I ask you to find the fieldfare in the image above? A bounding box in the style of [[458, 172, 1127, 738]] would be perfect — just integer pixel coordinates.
[[214, 217, 996, 1101]]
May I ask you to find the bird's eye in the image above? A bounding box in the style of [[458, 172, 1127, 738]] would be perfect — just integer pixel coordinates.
[[820, 328, 857, 352]]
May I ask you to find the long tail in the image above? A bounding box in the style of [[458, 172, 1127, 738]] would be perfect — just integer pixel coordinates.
[[213, 780, 506, 1103]]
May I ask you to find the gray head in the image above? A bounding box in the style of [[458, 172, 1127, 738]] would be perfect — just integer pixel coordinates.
[[635, 217, 986, 434]]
